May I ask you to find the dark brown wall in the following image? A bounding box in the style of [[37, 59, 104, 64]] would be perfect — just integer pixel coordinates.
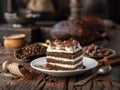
[[108, 0, 120, 23], [80, 0, 109, 18], [0, 0, 7, 23]]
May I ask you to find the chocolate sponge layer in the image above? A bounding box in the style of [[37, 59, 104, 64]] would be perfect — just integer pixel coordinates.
[[46, 63, 84, 70], [46, 50, 82, 59]]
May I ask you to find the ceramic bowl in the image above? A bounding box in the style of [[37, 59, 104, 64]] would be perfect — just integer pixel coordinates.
[[3, 34, 26, 49], [4, 9, 40, 26]]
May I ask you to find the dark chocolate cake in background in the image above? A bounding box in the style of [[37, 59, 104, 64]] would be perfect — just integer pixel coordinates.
[[50, 17, 105, 46]]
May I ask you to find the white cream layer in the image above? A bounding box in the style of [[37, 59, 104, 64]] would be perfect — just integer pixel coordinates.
[[47, 43, 82, 53], [47, 61, 83, 68], [47, 55, 83, 62]]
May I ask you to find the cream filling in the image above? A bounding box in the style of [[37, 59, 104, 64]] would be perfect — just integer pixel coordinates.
[[47, 43, 82, 53], [47, 55, 83, 62], [47, 48, 80, 53], [47, 61, 83, 68]]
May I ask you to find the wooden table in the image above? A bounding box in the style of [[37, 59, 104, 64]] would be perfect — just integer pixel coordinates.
[[0, 26, 120, 90]]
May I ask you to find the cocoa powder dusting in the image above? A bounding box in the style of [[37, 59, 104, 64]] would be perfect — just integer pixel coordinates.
[[18, 67, 41, 81], [19, 67, 32, 79]]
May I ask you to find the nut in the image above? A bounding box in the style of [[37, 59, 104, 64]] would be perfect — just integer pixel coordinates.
[[83, 44, 113, 58]]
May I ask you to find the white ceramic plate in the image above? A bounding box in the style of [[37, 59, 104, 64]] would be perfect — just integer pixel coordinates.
[[30, 57, 98, 77]]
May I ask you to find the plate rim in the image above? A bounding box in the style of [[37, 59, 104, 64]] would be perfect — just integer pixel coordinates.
[[30, 56, 98, 73]]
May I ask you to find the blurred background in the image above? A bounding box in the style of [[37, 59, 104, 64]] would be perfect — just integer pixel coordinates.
[[0, 0, 120, 49], [0, 0, 120, 61], [0, 0, 120, 24]]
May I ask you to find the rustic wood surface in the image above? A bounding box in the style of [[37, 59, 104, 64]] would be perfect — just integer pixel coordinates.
[[0, 54, 120, 90], [0, 26, 120, 90]]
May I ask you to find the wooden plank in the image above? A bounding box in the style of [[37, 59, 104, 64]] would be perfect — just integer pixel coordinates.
[[111, 81, 120, 90], [102, 81, 112, 90], [96, 81, 104, 90], [81, 81, 93, 90], [43, 76, 68, 90], [68, 77, 78, 90]]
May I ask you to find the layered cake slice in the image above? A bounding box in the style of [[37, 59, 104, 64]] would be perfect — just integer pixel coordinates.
[[46, 38, 84, 70]]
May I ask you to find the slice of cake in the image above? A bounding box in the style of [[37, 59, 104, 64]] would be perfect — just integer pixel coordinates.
[[46, 38, 84, 70]]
